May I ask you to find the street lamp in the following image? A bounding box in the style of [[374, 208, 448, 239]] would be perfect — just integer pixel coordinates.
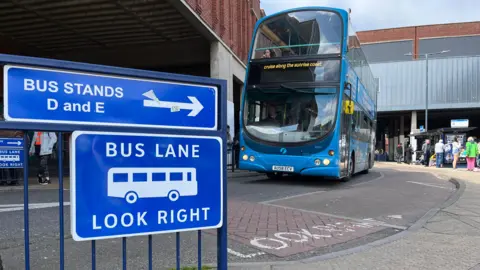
[[404, 50, 450, 132]]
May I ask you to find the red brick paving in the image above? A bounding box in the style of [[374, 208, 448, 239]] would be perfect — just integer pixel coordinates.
[[207, 200, 388, 257]]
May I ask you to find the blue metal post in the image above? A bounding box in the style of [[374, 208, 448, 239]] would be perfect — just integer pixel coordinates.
[[148, 235, 153, 270], [197, 230, 202, 269], [91, 241, 96, 270], [58, 132, 65, 270], [176, 232, 180, 270], [122, 237, 127, 270], [23, 131, 30, 270]]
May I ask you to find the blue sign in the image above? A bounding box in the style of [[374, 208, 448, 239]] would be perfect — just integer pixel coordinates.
[[451, 119, 469, 128], [0, 138, 24, 148], [70, 131, 223, 241], [0, 138, 24, 168], [4, 65, 218, 130]]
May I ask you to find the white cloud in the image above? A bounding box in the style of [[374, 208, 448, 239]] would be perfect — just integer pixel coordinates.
[[260, 0, 480, 31]]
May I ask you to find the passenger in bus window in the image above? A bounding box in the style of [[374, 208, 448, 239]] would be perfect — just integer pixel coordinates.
[[258, 105, 280, 126], [262, 49, 272, 58]]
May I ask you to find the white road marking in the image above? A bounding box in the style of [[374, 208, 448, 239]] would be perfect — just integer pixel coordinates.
[[0, 202, 70, 213], [259, 171, 384, 204], [407, 181, 452, 190], [350, 171, 385, 187], [227, 248, 265, 258], [387, 215, 403, 219], [263, 203, 407, 230], [259, 190, 326, 204]]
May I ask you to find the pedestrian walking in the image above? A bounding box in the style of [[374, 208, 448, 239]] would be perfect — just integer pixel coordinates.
[[29, 131, 57, 185], [452, 137, 461, 169], [465, 137, 478, 171], [395, 143, 403, 163], [422, 139, 432, 167], [435, 139, 445, 168], [405, 144, 413, 165]]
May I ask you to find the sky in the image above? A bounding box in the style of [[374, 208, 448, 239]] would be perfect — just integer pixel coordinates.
[[260, 0, 480, 31]]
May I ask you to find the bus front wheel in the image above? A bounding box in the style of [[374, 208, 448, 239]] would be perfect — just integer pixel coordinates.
[[168, 190, 180, 202], [125, 191, 138, 204]]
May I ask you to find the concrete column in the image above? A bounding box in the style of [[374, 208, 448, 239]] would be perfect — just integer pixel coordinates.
[[410, 111, 417, 132], [393, 118, 399, 160], [210, 41, 233, 102]]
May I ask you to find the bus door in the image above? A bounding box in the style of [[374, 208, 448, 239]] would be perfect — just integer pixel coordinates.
[[341, 92, 354, 177]]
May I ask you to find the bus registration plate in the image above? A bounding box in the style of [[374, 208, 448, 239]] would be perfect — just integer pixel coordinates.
[[272, 165, 294, 172]]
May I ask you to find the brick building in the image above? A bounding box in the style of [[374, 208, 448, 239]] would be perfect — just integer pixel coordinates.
[[356, 22, 480, 159], [0, 0, 261, 175]]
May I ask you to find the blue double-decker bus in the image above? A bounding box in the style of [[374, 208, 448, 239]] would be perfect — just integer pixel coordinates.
[[238, 7, 378, 180]]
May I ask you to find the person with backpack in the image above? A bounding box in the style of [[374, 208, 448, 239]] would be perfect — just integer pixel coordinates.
[[29, 131, 57, 185]]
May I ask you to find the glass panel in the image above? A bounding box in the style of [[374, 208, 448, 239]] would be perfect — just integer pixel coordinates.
[[252, 10, 342, 59], [244, 87, 338, 143]]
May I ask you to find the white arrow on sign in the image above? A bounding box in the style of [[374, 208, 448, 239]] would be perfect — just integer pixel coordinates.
[[142, 90, 204, 117], [7, 141, 21, 146]]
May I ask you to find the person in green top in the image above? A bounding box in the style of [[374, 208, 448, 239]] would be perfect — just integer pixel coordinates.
[[465, 137, 478, 171]]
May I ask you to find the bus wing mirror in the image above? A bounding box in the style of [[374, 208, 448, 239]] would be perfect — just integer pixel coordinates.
[[344, 82, 352, 91]]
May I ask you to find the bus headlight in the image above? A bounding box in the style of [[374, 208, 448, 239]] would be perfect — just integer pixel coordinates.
[[241, 146, 245, 151], [323, 159, 330, 166], [328, 150, 335, 156], [314, 159, 321, 166], [242, 154, 248, 161], [249, 156, 255, 162]]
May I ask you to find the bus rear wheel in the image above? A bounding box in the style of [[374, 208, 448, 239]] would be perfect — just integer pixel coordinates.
[[125, 191, 138, 204], [168, 190, 180, 202]]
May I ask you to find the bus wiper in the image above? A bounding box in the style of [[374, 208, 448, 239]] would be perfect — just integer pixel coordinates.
[[279, 84, 315, 94]]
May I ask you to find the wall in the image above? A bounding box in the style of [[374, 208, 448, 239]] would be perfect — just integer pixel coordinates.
[[373, 55, 480, 112], [358, 21, 480, 61], [362, 41, 413, 63], [419, 36, 480, 58], [185, 0, 261, 64]]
